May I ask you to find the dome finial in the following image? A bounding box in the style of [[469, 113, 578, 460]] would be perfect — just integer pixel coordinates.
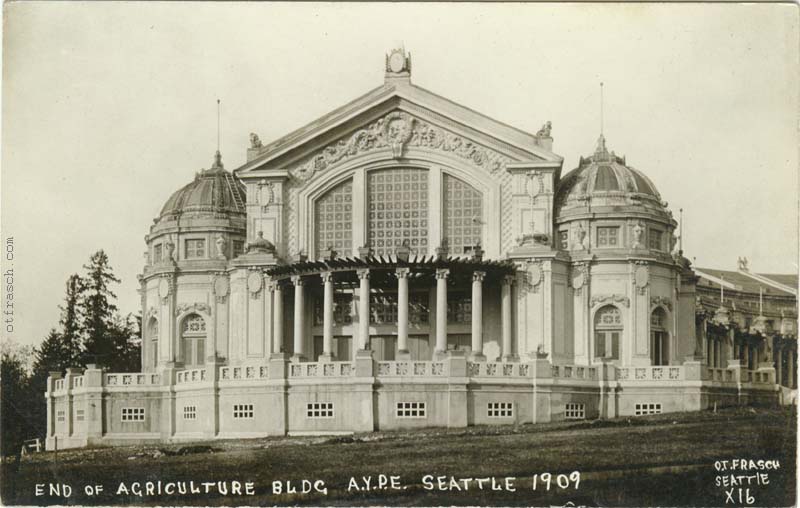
[[595, 133, 609, 158], [212, 150, 224, 169]]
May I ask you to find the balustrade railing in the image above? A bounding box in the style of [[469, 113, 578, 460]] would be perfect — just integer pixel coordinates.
[[176, 368, 207, 384], [376, 361, 446, 377], [54, 379, 65, 391], [220, 365, 270, 381], [551, 364, 597, 380], [105, 373, 160, 386], [289, 362, 354, 378], [616, 366, 684, 381], [706, 367, 734, 382], [467, 362, 532, 378]]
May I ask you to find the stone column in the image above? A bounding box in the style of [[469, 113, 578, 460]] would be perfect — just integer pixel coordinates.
[[291, 275, 306, 362], [396, 268, 411, 360], [272, 283, 283, 354], [775, 347, 783, 387], [357, 269, 371, 351], [434, 268, 449, 359], [789, 349, 795, 389], [501, 275, 515, 361], [469, 271, 486, 361], [320, 272, 334, 362]]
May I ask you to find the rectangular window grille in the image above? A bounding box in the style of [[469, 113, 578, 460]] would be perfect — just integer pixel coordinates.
[[634, 403, 662, 416], [314, 293, 354, 325], [396, 402, 427, 418], [565, 403, 586, 420], [315, 180, 353, 259], [185, 239, 206, 259], [153, 244, 162, 263], [367, 169, 429, 256], [559, 230, 569, 250], [75, 409, 85, 422], [443, 174, 483, 255], [183, 406, 197, 420], [56, 410, 66, 422], [447, 293, 472, 323], [648, 230, 663, 250], [371, 294, 398, 324], [121, 407, 145, 422], [306, 402, 334, 419], [487, 402, 514, 418], [409, 292, 430, 324], [233, 404, 254, 419], [596, 226, 619, 247]]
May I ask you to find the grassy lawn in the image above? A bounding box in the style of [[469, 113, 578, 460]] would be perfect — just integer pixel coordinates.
[[2, 407, 795, 507]]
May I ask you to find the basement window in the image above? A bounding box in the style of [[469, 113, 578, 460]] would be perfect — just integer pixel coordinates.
[[121, 407, 145, 422], [233, 404, 254, 419], [306, 402, 334, 419], [183, 406, 197, 420], [487, 402, 514, 418], [565, 403, 585, 420], [634, 403, 662, 416], [396, 402, 427, 419]]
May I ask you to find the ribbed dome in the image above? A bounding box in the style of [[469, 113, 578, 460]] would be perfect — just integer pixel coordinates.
[[158, 151, 246, 221], [555, 135, 665, 219]]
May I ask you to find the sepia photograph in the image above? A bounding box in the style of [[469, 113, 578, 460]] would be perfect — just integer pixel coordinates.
[[1, 2, 797, 506]]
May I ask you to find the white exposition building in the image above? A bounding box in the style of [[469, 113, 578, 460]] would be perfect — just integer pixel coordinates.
[[46, 49, 796, 449]]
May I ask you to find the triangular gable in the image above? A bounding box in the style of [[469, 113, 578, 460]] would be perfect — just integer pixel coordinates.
[[236, 79, 562, 176]]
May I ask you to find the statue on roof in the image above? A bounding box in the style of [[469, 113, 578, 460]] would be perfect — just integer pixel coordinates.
[[737, 256, 749, 271], [536, 121, 552, 138], [249, 133, 263, 149]]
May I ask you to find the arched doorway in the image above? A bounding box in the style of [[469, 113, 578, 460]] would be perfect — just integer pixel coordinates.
[[650, 307, 669, 366], [181, 313, 206, 367], [147, 317, 159, 368], [594, 305, 621, 362]]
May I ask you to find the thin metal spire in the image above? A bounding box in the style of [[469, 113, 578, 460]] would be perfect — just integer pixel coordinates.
[[217, 99, 221, 153], [679, 208, 684, 252], [600, 82, 604, 136]]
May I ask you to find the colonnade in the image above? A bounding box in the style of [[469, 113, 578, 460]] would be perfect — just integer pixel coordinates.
[[269, 268, 516, 362]]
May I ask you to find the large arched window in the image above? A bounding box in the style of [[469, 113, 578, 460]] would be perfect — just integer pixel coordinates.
[[650, 308, 669, 366], [181, 314, 206, 367], [443, 174, 483, 254], [314, 179, 353, 260], [148, 318, 159, 368], [594, 305, 621, 361], [367, 168, 429, 256]]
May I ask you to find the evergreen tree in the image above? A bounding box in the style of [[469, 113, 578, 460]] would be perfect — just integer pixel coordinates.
[[58, 273, 84, 367], [80, 250, 121, 367]]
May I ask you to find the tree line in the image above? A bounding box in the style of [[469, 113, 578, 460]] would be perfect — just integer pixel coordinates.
[[1, 250, 141, 459]]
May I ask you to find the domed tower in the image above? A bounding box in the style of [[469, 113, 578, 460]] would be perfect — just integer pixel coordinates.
[[140, 151, 247, 372], [550, 135, 695, 368], [554, 134, 675, 255]]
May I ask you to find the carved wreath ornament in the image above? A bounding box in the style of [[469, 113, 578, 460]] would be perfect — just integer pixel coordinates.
[[292, 111, 512, 181]]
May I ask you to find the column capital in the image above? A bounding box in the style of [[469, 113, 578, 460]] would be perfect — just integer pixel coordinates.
[[269, 281, 282, 292], [320, 271, 334, 283], [472, 270, 486, 283], [502, 274, 516, 286], [396, 267, 411, 279], [291, 275, 304, 286], [436, 268, 450, 280], [357, 268, 370, 280]]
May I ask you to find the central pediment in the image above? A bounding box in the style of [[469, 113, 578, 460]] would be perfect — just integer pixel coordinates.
[[236, 79, 563, 180]]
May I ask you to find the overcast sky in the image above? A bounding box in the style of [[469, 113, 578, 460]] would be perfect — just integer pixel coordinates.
[[2, 2, 798, 348]]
